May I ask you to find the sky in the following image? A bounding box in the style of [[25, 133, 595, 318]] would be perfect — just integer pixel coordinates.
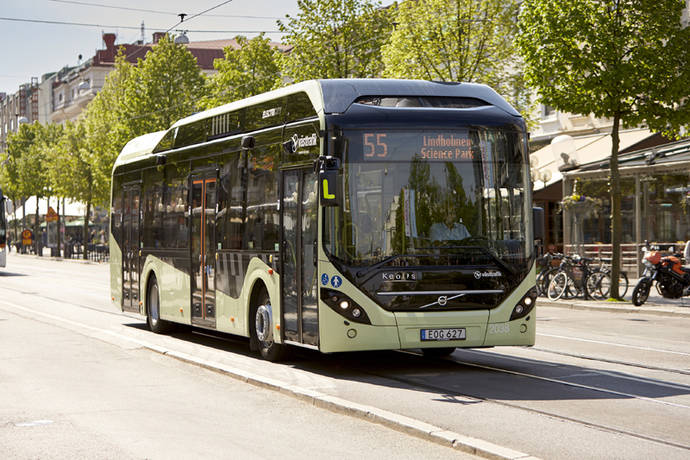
[[0, 0, 304, 95]]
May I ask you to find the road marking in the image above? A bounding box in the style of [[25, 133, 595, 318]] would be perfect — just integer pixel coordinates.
[[593, 370, 690, 392], [459, 349, 560, 366], [14, 420, 54, 427], [537, 332, 690, 357], [450, 358, 690, 410]]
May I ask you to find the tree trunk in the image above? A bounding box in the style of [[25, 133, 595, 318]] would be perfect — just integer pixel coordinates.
[[56, 198, 61, 258], [62, 198, 66, 257], [34, 195, 40, 256], [83, 201, 91, 260], [609, 112, 622, 300]]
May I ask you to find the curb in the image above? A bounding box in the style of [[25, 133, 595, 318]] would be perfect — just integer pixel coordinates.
[[538, 299, 690, 318], [8, 253, 103, 265]]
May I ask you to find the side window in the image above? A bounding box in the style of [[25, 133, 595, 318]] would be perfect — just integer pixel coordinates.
[[218, 154, 243, 250], [286, 92, 317, 121], [162, 164, 189, 248], [174, 120, 208, 149], [153, 128, 177, 153], [143, 184, 162, 248], [111, 178, 123, 246], [244, 143, 280, 251]]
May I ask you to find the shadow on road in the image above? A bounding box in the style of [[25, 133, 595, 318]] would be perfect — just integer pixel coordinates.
[[121, 322, 690, 404], [0, 271, 28, 277]]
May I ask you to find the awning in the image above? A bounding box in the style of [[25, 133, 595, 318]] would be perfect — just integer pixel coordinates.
[[530, 128, 653, 191]]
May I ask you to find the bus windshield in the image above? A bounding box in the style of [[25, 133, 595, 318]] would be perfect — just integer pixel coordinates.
[[324, 128, 532, 271]]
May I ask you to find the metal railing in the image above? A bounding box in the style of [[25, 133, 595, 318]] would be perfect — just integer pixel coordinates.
[[563, 242, 683, 278]]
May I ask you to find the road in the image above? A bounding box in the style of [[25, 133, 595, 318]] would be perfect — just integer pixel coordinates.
[[1, 253, 689, 459]]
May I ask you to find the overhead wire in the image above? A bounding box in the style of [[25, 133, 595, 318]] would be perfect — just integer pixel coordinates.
[[0, 16, 281, 33], [45, 0, 283, 20]]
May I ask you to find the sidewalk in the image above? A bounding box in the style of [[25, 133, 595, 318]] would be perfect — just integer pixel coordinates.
[[538, 283, 690, 318]]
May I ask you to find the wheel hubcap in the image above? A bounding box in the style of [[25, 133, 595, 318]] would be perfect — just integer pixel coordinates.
[[255, 304, 273, 344], [150, 284, 159, 325]]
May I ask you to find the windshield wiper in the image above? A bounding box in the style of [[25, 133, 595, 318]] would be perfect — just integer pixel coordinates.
[[355, 254, 402, 278]]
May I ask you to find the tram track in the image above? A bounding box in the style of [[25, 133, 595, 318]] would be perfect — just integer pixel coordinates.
[[354, 350, 690, 452], [529, 346, 690, 376]]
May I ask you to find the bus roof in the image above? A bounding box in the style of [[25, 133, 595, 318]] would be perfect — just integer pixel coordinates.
[[171, 78, 520, 129], [114, 79, 521, 168]]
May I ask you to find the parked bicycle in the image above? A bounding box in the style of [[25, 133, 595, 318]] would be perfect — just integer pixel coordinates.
[[588, 257, 629, 300], [536, 252, 564, 297], [547, 255, 629, 301]]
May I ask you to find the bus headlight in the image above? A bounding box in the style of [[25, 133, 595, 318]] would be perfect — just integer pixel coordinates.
[[510, 287, 537, 321], [320, 288, 371, 325]]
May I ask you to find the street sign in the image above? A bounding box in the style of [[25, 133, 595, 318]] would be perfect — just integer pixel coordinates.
[[46, 206, 58, 222], [21, 229, 33, 246]]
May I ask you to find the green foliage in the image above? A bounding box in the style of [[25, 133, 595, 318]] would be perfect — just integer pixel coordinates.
[[81, 51, 136, 206], [382, 0, 535, 123], [124, 33, 207, 135], [4, 122, 60, 201], [80, 35, 208, 206], [516, 0, 690, 135], [47, 121, 94, 205], [278, 0, 393, 81], [201, 35, 283, 110]]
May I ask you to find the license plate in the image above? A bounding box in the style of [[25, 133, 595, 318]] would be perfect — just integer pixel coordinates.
[[420, 328, 466, 341]]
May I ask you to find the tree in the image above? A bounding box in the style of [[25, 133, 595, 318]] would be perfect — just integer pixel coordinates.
[[382, 0, 534, 122], [516, 0, 690, 299], [6, 122, 60, 254], [81, 51, 137, 209], [124, 33, 207, 135], [48, 121, 98, 259], [278, 0, 393, 81], [201, 35, 283, 109]]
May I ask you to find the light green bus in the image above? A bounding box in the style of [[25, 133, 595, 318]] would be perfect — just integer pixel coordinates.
[[110, 79, 536, 361]]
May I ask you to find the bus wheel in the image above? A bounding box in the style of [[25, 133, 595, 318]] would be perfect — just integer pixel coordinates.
[[147, 276, 171, 334], [251, 290, 287, 362], [422, 347, 456, 358]]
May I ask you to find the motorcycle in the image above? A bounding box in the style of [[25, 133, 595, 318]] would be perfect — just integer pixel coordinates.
[[632, 244, 690, 306]]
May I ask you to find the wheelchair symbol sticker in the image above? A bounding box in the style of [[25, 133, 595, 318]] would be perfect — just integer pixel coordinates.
[[331, 275, 342, 288], [321, 274, 329, 286]]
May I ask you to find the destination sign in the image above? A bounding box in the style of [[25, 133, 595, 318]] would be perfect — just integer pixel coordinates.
[[359, 130, 478, 162]]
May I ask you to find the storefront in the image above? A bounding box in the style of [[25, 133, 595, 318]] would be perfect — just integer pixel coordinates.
[[561, 138, 690, 276]]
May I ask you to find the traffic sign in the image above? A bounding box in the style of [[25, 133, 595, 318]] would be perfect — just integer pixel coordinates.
[[46, 206, 58, 222]]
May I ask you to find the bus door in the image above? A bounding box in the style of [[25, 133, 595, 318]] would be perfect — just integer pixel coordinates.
[[122, 184, 141, 312], [190, 174, 217, 327], [281, 168, 319, 347]]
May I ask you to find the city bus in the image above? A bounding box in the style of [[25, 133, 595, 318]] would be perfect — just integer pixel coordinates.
[[110, 79, 536, 361], [0, 187, 6, 268]]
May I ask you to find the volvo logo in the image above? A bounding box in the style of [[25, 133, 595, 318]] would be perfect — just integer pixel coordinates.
[[437, 296, 448, 306]]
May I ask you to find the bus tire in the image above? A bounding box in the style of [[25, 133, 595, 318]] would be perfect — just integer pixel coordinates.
[[422, 347, 456, 358], [250, 289, 287, 362], [147, 276, 172, 334]]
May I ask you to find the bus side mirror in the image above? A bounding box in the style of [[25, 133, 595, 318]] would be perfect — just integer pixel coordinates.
[[241, 135, 255, 150], [533, 206, 544, 244], [316, 156, 341, 207]]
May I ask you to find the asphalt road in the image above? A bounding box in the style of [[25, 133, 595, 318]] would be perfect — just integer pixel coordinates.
[[1, 252, 689, 459]]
